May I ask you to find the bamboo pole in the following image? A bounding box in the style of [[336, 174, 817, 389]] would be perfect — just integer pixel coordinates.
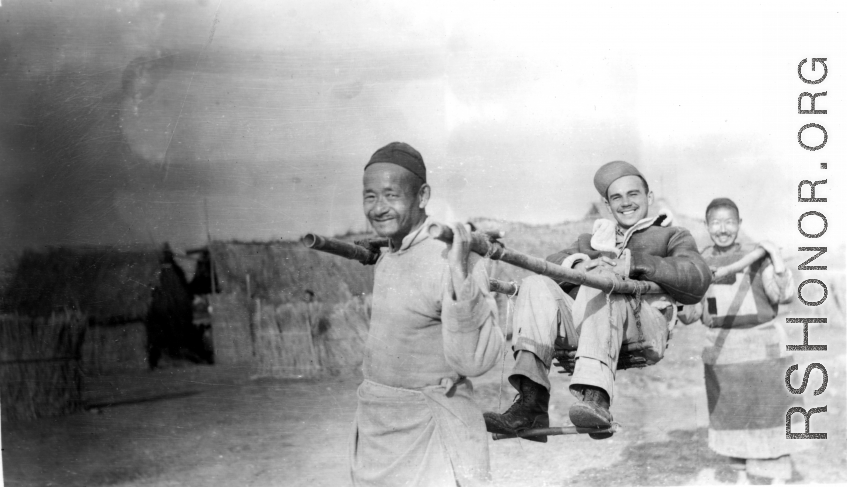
[[353, 237, 390, 250], [301, 234, 381, 265], [713, 246, 768, 279], [489, 278, 520, 296], [427, 222, 664, 295]]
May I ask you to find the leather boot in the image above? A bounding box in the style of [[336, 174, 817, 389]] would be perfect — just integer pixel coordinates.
[[569, 385, 613, 439], [483, 376, 550, 442]]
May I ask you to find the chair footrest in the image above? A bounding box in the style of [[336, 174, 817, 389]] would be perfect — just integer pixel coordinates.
[[491, 422, 622, 440]]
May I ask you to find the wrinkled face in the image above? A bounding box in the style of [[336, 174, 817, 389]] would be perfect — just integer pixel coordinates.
[[706, 206, 741, 249], [604, 175, 653, 229], [362, 163, 428, 242]]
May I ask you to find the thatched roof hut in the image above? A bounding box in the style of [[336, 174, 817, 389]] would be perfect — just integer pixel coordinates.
[[209, 238, 375, 372], [210, 240, 374, 305], [0, 244, 204, 372], [1, 245, 161, 324]]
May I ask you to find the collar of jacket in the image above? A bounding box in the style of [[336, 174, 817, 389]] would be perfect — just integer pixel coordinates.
[[591, 213, 667, 257], [387, 216, 433, 254]]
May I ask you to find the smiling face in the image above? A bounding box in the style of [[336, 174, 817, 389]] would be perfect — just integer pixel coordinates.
[[706, 206, 741, 249], [362, 163, 429, 246], [604, 175, 653, 229]]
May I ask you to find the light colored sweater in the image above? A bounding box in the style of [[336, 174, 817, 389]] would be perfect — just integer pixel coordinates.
[[362, 218, 503, 389]]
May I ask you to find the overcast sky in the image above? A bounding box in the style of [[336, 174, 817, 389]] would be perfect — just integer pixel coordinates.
[[1, 0, 844, 253]]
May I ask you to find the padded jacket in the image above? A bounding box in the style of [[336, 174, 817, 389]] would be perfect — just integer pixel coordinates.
[[545, 223, 712, 305]]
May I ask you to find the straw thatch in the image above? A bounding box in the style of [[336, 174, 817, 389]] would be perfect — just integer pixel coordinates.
[[206, 238, 375, 375], [0, 244, 209, 372], [209, 240, 374, 304], [1, 311, 87, 421], [316, 294, 371, 372], [1, 246, 161, 324], [209, 293, 254, 365], [253, 300, 322, 378], [252, 295, 370, 378]]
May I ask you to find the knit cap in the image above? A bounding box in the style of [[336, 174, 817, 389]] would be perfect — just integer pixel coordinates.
[[364, 142, 426, 182]]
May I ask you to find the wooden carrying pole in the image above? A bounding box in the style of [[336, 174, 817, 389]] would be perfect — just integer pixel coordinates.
[[302, 233, 514, 295], [713, 246, 768, 279], [301, 234, 383, 265], [427, 222, 665, 295], [489, 278, 520, 296]]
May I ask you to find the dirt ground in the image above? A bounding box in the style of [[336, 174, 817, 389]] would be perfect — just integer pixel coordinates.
[[3, 322, 845, 487]]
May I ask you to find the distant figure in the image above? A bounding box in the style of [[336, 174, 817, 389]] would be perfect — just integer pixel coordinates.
[[484, 161, 711, 441], [147, 243, 213, 368], [188, 248, 218, 295], [350, 142, 503, 486], [146, 243, 194, 369], [680, 198, 800, 484], [300, 289, 322, 335]]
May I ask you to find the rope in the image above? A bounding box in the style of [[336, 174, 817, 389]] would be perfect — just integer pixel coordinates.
[[484, 241, 497, 260], [634, 281, 644, 344], [605, 279, 616, 353], [497, 292, 516, 411], [509, 280, 519, 298]]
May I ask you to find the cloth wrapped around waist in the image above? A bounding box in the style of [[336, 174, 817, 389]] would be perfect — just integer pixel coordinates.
[[700, 321, 802, 458], [350, 378, 490, 487]]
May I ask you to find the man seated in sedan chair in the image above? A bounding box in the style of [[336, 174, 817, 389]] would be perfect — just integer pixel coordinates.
[[484, 161, 711, 441]]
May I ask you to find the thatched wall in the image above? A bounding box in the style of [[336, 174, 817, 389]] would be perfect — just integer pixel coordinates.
[[210, 240, 374, 305], [81, 322, 148, 373], [1, 312, 86, 422], [317, 295, 370, 372], [252, 295, 370, 378], [1, 246, 161, 323], [207, 238, 374, 373], [209, 293, 254, 365], [253, 300, 321, 378]]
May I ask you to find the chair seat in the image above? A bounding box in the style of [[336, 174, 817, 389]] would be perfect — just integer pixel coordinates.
[[552, 337, 649, 375]]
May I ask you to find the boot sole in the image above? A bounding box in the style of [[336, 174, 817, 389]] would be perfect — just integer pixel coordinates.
[[588, 431, 614, 440], [568, 403, 613, 429], [483, 413, 549, 443], [518, 415, 549, 443]]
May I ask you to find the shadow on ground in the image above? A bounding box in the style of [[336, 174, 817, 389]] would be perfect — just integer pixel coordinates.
[[568, 428, 802, 486], [85, 390, 201, 410]]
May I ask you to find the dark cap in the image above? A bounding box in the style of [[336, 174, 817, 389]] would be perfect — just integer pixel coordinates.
[[705, 197, 740, 219], [364, 142, 426, 183], [593, 160, 646, 197]]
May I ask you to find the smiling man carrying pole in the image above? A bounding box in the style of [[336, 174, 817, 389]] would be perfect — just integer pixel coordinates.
[[349, 142, 503, 486], [679, 198, 801, 484]]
